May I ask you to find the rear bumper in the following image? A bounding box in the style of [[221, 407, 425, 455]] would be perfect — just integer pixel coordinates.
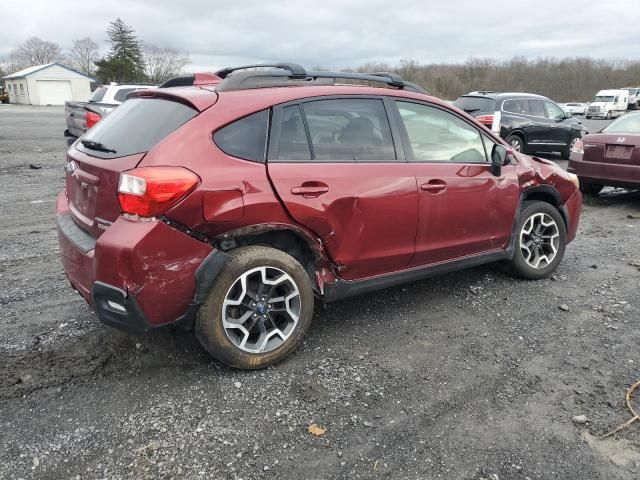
[[568, 155, 640, 188], [56, 190, 216, 333]]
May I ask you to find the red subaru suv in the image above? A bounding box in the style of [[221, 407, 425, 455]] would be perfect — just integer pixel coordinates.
[[57, 63, 582, 369]]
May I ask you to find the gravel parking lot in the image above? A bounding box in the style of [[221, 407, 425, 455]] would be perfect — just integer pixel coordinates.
[[1, 105, 639, 480]]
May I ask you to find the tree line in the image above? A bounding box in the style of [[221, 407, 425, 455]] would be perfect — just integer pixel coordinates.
[[354, 58, 640, 102], [0, 18, 189, 85]]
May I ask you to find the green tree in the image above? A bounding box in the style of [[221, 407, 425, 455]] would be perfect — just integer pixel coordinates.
[[95, 18, 145, 83]]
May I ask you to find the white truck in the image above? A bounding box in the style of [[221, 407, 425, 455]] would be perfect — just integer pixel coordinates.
[[620, 87, 640, 110], [585, 89, 629, 119]]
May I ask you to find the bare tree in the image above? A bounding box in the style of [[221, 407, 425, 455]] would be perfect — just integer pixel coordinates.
[[9, 37, 65, 71], [68, 37, 99, 76], [142, 45, 190, 84]]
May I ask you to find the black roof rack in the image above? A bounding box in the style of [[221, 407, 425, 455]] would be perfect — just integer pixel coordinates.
[[159, 75, 195, 88], [213, 63, 430, 95]]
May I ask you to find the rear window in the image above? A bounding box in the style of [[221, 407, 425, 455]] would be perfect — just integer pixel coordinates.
[[79, 98, 197, 158], [89, 86, 107, 103], [453, 96, 496, 114]]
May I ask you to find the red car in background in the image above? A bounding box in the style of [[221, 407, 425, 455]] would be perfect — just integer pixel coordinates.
[[57, 63, 582, 369], [569, 112, 640, 195]]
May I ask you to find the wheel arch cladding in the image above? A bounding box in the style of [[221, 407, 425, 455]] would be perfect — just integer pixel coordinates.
[[521, 186, 569, 229]]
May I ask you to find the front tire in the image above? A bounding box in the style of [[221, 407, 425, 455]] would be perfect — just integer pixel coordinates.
[[506, 134, 525, 153], [195, 246, 314, 369], [605, 111, 612, 119], [509, 201, 567, 280]]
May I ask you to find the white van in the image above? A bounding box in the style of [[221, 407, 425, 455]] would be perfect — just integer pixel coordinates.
[[620, 87, 640, 110], [586, 89, 629, 119]]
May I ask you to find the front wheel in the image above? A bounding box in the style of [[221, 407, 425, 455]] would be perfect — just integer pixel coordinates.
[[605, 111, 612, 119], [505, 134, 525, 153], [509, 201, 567, 280], [195, 246, 314, 369]]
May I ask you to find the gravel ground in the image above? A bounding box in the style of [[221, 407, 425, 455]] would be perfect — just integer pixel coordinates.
[[1, 105, 639, 479]]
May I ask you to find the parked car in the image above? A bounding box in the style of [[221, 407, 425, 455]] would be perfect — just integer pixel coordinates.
[[585, 89, 628, 119], [620, 87, 640, 110], [64, 83, 154, 145], [569, 111, 640, 194], [56, 64, 582, 369], [562, 102, 588, 116], [453, 92, 587, 158]]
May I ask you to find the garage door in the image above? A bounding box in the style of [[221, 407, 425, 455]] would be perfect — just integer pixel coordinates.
[[36, 80, 72, 105]]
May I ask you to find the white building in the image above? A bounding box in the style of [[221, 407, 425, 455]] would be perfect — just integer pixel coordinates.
[[2, 63, 94, 105]]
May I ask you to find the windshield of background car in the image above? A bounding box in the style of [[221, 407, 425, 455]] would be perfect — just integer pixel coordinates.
[[452, 96, 496, 114], [593, 96, 614, 102], [89, 87, 107, 102], [78, 98, 197, 158], [603, 114, 640, 133]]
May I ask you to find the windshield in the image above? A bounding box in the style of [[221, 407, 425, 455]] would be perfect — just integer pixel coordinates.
[[593, 95, 614, 102], [603, 114, 640, 133], [79, 98, 197, 158], [453, 96, 496, 114]]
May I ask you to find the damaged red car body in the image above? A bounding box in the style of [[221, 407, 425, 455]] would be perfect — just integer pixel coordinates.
[[57, 64, 582, 369]]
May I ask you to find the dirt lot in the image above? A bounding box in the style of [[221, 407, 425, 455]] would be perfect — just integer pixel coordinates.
[[1, 105, 639, 480]]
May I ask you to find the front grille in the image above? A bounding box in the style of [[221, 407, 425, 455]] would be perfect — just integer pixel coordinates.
[[588, 106, 601, 113]]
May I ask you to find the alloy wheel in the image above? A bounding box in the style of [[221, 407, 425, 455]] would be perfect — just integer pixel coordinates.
[[519, 212, 560, 269], [509, 138, 522, 151], [222, 266, 301, 353]]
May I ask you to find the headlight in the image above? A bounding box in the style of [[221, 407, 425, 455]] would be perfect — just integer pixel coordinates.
[[568, 173, 580, 189]]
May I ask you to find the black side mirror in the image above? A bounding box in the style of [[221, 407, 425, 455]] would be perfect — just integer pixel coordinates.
[[491, 144, 511, 176]]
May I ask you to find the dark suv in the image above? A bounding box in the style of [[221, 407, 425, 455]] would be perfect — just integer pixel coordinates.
[[453, 92, 587, 159], [57, 64, 582, 369]]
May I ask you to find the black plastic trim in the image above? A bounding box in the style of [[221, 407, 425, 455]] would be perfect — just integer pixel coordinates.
[[57, 213, 96, 253], [323, 250, 508, 302], [92, 282, 153, 334], [193, 250, 232, 304]]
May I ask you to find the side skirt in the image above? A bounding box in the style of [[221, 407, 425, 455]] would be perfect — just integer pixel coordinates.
[[323, 250, 509, 302]]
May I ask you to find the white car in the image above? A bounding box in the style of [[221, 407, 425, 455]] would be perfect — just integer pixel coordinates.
[[562, 102, 588, 116]]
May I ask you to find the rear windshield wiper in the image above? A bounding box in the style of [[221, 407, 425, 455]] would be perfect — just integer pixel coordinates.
[[462, 108, 480, 113], [80, 139, 117, 154]]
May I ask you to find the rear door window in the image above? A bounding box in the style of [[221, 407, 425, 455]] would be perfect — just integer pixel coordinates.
[[275, 105, 311, 161], [213, 110, 268, 162], [503, 99, 531, 115], [545, 102, 565, 120], [301, 98, 396, 161], [528, 100, 546, 117], [78, 98, 197, 158]]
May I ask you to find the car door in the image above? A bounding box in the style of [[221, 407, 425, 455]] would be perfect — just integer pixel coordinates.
[[391, 100, 520, 266], [267, 97, 419, 280], [526, 99, 552, 147], [544, 101, 572, 145]]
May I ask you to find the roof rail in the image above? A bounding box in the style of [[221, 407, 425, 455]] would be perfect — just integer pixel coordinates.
[[214, 63, 430, 95], [215, 63, 307, 79]]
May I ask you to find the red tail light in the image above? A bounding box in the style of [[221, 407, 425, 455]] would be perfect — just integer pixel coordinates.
[[85, 111, 102, 129], [117, 167, 200, 217], [476, 114, 494, 127]]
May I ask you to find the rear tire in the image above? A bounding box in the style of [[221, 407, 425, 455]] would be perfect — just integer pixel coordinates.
[[579, 179, 604, 196], [586, 116, 591, 119], [195, 246, 314, 369], [509, 201, 567, 280], [505, 134, 525, 153], [605, 111, 612, 120], [561, 135, 580, 160]]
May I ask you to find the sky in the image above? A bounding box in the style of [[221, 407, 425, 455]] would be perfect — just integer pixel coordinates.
[[3, 0, 640, 72]]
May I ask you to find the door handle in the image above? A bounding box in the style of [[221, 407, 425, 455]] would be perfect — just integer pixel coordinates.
[[291, 183, 329, 196], [421, 180, 447, 193]]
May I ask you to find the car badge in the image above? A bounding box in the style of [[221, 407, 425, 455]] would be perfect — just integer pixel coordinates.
[[616, 137, 626, 143], [64, 161, 78, 174]]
